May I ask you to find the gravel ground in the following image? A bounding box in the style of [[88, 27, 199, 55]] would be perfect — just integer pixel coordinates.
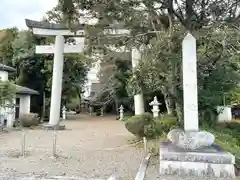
[[0, 114, 144, 180], [1, 114, 238, 180]]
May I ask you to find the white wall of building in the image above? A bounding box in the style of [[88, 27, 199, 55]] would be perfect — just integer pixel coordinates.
[[0, 70, 8, 81], [16, 94, 31, 115], [0, 69, 33, 127], [0, 94, 31, 127], [217, 106, 232, 123]]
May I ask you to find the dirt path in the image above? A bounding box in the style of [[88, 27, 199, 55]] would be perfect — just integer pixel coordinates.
[[0, 114, 144, 179]]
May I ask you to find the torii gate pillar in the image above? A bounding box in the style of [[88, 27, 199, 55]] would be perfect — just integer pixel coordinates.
[[49, 35, 64, 125]]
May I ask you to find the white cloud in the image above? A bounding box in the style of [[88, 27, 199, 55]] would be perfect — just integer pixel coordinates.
[[0, 0, 58, 29]]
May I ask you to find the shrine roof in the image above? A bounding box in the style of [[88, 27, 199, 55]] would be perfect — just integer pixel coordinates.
[[25, 19, 85, 30], [0, 64, 16, 72], [15, 85, 39, 95]]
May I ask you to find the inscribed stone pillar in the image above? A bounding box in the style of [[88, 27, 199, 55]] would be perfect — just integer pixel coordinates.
[[49, 35, 64, 125], [182, 33, 199, 131]]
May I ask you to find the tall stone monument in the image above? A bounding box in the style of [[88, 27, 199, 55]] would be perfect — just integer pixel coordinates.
[[25, 19, 84, 129], [159, 33, 236, 178], [131, 48, 145, 115]]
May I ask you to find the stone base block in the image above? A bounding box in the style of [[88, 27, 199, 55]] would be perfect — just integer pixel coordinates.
[[159, 141, 236, 178], [42, 124, 65, 130]]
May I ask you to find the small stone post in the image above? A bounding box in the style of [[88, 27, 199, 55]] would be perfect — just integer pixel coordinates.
[[143, 137, 147, 153], [149, 96, 161, 118], [52, 132, 57, 157], [89, 106, 93, 115], [21, 132, 26, 157], [62, 106, 66, 120], [119, 105, 124, 121]]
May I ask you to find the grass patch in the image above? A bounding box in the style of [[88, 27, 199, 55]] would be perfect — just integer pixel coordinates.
[[201, 123, 240, 166], [232, 119, 240, 124], [207, 125, 240, 166], [122, 115, 133, 121]]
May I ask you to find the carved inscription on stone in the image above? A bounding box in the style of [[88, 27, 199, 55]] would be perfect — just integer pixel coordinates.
[[161, 154, 232, 164]]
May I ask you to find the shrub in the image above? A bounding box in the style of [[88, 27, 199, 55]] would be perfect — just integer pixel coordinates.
[[121, 112, 134, 121], [125, 113, 155, 138], [155, 115, 178, 135], [225, 122, 240, 131], [67, 102, 79, 111], [19, 113, 40, 127], [215, 122, 240, 145]]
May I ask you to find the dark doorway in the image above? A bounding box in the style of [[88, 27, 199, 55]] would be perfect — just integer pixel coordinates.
[[15, 98, 20, 119]]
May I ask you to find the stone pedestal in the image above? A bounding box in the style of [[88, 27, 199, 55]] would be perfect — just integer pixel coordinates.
[[42, 124, 65, 130], [159, 142, 235, 178]]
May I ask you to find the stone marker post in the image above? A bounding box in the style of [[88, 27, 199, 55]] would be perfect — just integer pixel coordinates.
[[167, 33, 215, 148], [149, 96, 161, 118], [182, 33, 199, 131], [21, 132, 26, 157], [52, 132, 57, 157], [119, 105, 124, 121], [160, 33, 236, 178]]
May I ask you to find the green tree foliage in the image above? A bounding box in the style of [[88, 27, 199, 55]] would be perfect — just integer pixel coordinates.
[[59, 0, 240, 33], [0, 27, 89, 116], [0, 81, 16, 107], [98, 51, 132, 112], [0, 28, 18, 65], [62, 54, 89, 105], [11, 30, 50, 114], [58, 0, 240, 120], [138, 26, 240, 121], [229, 87, 240, 105]]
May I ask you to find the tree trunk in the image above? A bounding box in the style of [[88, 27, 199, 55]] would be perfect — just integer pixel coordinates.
[[41, 91, 46, 121], [115, 98, 119, 115], [161, 86, 175, 115], [186, 0, 194, 30], [77, 88, 82, 107], [163, 92, 175, 115], [175, 101, 183, 122], [165, 97, 173, 115]]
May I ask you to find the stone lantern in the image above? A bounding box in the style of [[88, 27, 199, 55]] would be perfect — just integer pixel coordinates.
[[149, 96, 161, 118], [119, 105, 124, 121]]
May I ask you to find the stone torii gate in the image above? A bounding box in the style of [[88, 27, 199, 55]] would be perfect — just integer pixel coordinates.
[[26, 19, 145, 125], [25, 19, 84, 129]]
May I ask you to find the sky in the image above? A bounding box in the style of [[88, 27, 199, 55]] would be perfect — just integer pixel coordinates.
[[0, 0, 58, 29]]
